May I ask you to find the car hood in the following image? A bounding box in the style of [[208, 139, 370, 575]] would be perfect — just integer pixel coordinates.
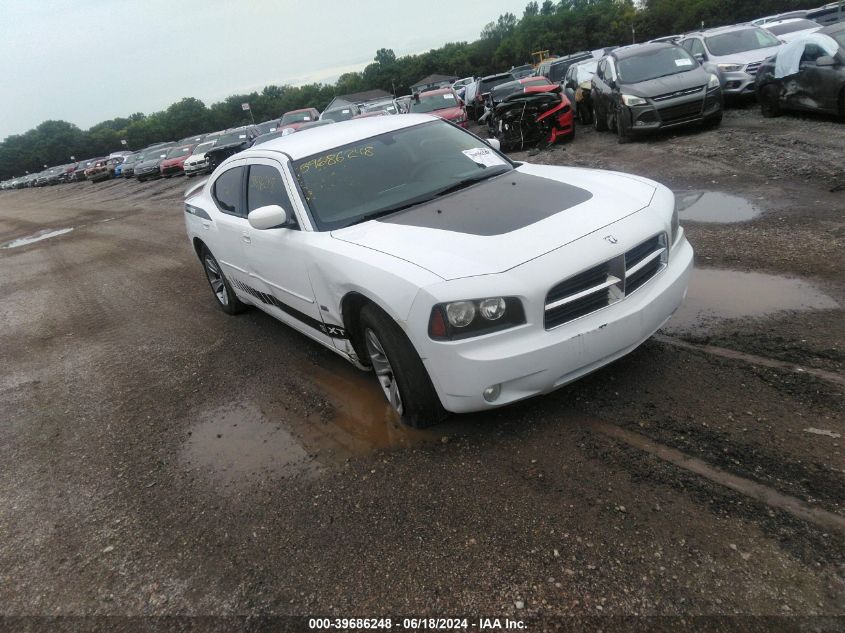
[[711, 45, 781, 64], [623, 67, 709, 97], [184, 152, 208, 163], [161, 156, 188, 166], [330, 164, 656, 281]]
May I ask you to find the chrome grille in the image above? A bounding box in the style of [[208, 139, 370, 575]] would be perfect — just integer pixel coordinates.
[[544, 234, 668, 329], [652, 85, 705, 102], [745, 61, 762, 76]]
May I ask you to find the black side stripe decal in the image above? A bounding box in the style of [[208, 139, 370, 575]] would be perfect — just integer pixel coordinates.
[[231, 278, 348, 339]]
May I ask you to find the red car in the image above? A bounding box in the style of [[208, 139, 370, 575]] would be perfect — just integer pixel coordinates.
[[526, 84, 574, 145], [410, 88, 468, 127], [278, 108, 320, 133], [159, 144, 197, 178]]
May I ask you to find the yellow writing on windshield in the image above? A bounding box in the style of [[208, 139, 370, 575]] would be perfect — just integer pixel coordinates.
[[299, 146, 375, 173]]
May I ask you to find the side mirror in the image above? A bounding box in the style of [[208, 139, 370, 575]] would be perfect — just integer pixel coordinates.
[[248, 204, 288, 230], [486, 138, 501, 151], [816, 56, 836, 67], [694, 53, 705, 63]]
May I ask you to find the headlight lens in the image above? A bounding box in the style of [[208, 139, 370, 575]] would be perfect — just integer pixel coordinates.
[[446, 301, 476, 328], [621, 94, 647, 106], [717, 63, 743, 72], [479, 297, 506, 320], [707, 73, 720, 89], [429, 297, 525, 340]]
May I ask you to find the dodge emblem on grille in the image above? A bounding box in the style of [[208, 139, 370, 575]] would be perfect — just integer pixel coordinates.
[[603, 235, 618, 244]]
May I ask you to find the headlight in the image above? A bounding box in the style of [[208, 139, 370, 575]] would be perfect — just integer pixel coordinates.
[[717, 63, 743, 72], [621, 94, 647, 106], [429, 297, 525, 340], [707, 73, 720, 89]]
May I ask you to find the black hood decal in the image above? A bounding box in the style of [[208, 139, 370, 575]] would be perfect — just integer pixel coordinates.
[[381, 171, 593, 236]]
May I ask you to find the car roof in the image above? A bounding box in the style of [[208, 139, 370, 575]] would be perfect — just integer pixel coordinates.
[[611, 41, 678, 59], [691, 24, 761, 36], [234, 114, 438, 161], [764, 17, 816, 27]]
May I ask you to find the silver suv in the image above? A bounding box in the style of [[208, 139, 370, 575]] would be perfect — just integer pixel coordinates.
[[679, 25, 783, 96]]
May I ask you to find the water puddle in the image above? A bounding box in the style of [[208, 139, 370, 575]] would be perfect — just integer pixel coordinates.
[[665, 268, 839, 334], [674, 191, 761, 223], [2, 227, 74, 249], [184, 353, 449, 488], [183, 402, 322, 485]]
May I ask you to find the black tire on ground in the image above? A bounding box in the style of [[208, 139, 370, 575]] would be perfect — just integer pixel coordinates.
[[760, 84, 781, 118], [358, 303, 447, 428], [593, 104, 607, 131], [200, 246, 248, 315], [616, 112, 629, 144], [579, 104, 592, 125], [704, 112, 723, 128]]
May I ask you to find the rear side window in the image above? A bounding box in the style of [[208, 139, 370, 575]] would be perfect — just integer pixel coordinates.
[[247, 164, 297, 227], [213, 166, 245, 216]]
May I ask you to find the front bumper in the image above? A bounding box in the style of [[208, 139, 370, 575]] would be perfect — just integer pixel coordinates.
[[409, 218, 693, 414], [184, 160, 210, 175], [719, 69, 758, 95], [160, 163, 185, 176], [135, 166, 160, 179], [621, 89, 722, 133]]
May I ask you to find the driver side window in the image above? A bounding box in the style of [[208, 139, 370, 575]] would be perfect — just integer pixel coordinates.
[[247, 164, 298, 228]]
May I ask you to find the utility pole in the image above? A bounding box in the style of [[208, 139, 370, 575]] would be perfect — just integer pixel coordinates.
[[631, 25, 635, 44]]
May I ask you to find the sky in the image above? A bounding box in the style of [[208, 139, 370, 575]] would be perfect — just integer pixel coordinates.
[[0, 0, 531, 140]]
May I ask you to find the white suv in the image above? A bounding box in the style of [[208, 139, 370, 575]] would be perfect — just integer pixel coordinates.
[[184, 114, 693, 426]]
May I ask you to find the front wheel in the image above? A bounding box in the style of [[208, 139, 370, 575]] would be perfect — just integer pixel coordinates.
[[201, 247, 248, 315], [359, 303, 447, 428], [616, 111, 629, 144], [593, 104, 607, 131]]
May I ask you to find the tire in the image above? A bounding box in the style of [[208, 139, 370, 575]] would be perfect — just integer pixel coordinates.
[[703, 112, 723, 128], [616, 112, 629, 144], [593, 103, 607, 131], [200, 246, 248, 315], [579, 104, 592, 125], [358, 303, 447, 428], [760, 84, 781, 118]]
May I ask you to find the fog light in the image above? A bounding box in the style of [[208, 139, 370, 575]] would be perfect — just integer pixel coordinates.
[[483, 384, 501, 403]]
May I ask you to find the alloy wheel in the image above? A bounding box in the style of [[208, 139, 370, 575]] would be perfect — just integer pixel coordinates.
[[204, 256, 228, 306], [364, 328, 404, 415]]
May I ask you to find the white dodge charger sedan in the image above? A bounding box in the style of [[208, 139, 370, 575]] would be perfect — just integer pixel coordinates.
[[184, 114, 693, 426]]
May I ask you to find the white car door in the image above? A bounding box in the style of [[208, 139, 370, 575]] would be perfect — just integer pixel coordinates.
[[241, 157, 336, 347], [207, 159, 253, 292]]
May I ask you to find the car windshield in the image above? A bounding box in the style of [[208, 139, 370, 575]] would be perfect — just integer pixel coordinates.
[[166, 146, 193, 158], [123, 154, 140, 164], [479, 75, 513, 93], [705, 28, 780, 56], [255, 121, 278, 135], [192, 141, 215, 154], [293, 120, 513, 231], [142, 149, 168, 161], [321, 108, 355, 122], [216, 131, 250, 145], [363, 101, 397, 114], [281, 111, 314, 124], [617, 47, 699, 83], [766, 19, 819, 35], [410, 92, 457, 113], [574, 60, 598, 83], [522, 77, 553, 88]]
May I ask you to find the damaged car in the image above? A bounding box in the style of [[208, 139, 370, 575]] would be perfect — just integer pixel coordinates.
[[756, 24, 845, 118], [592, 43, 723, 143], [489, 83, 574, 150], [409, 88, 468, 126], [563, 59, 598, 123], [204, 126, 259, 171], [184, 114, 692, 426]]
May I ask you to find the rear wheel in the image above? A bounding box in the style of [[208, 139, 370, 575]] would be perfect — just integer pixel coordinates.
[[359, 303, 447, 428], [201, 246, 247, 315], [760, 84, 781, 118]]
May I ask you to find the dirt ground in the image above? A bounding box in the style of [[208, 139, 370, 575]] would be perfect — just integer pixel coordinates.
[[1, 106, 843, 631]]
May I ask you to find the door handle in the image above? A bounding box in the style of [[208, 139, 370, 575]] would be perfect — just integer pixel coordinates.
[[241, 231, 251, 244]]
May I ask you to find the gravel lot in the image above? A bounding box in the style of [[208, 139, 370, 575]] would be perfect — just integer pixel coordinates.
[[1, 106, 843, 630]]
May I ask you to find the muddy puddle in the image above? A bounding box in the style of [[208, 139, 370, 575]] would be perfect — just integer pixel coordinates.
[[674, 191, 761, 223], [184, 353, 453, 487], [664, 268, 839, 334]]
